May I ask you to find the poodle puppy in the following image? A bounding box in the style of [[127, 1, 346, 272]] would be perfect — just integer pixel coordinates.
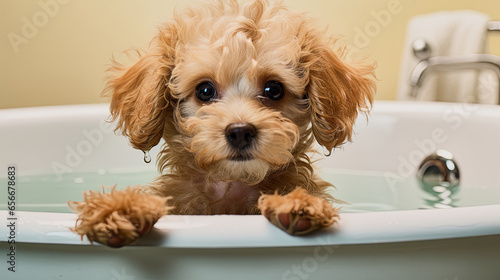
[[68, 0, 375, 248]]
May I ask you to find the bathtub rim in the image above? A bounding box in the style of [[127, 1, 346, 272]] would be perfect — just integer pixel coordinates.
[[2, 204, 499, 248]]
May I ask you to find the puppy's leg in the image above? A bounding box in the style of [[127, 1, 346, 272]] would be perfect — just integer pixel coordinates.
[[68, 186, 171, 248], [258, 188, 339, 235]]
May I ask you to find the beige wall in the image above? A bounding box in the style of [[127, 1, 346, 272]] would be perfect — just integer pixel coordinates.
[[1, 0, 499, 109]]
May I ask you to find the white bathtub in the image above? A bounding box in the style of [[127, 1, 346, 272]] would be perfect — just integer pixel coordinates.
[[1, 101, 499, 279]]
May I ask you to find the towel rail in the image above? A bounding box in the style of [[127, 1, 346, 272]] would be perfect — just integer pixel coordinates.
[[488, 21, 500, 31]]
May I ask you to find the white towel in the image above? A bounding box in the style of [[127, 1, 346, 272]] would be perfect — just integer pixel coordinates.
[[397, 10, 495, 103]]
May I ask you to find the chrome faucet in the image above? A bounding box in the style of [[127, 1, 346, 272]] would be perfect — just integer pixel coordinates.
[[409, 39, 500, 102]]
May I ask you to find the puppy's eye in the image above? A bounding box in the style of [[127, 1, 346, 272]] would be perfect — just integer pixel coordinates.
[[195, 82, 217, 102], [264, 81, 284, 100]]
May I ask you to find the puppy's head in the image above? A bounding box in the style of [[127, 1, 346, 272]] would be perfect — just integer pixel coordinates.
[[104, 0, 375, 185]]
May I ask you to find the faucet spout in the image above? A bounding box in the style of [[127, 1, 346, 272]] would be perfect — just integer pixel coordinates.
[[409, 54, 500, 100]]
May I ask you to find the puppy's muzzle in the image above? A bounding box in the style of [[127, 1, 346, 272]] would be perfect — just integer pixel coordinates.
[[225, 122, 257, 151]]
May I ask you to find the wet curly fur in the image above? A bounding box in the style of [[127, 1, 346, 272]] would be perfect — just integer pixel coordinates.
[[68, 0, 375, 247]]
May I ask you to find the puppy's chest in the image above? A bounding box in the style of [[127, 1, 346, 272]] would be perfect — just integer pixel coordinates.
[[206, 181, 262, 213]]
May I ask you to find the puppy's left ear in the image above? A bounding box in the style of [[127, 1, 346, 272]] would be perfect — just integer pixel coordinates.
[[307, 42, 376, 153]]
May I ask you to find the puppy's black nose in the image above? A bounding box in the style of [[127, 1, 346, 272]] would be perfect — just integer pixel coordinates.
[[225, 123, 257, 150]]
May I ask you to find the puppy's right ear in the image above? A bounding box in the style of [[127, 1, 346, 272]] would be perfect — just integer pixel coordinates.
[[103, 29, 177, 152]]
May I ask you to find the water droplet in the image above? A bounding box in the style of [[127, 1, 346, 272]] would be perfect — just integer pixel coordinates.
[[143, 150, 151, 163]]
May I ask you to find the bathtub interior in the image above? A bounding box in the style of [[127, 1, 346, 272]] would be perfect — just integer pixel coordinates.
[[1, 101, 500, 215], [2, 101, 500, 280]]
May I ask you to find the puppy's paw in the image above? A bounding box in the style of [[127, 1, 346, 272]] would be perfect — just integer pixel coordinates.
[[258, 187, 339, 235], [68, 186, 171, 248]]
